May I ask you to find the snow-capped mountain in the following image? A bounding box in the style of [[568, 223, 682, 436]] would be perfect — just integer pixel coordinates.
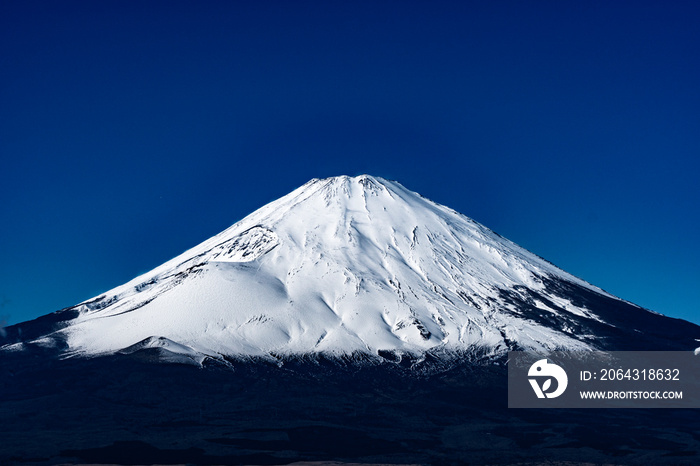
[[2, 175, 698, 363]]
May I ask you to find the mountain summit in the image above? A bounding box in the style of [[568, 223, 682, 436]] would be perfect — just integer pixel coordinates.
[[2, 175, 698, 363]]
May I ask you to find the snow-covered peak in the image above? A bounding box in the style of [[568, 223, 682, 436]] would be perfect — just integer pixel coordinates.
[[8, 175, 685, 363]]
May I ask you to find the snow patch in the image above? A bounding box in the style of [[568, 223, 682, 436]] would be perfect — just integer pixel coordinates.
[[29, 337, 58, 348], [208, 226, 278, 262], [0, 342, 24, 352], [119, 336, 209, 366]]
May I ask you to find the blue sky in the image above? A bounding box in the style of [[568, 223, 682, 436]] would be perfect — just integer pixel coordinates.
[[1, 1, 698, 326]]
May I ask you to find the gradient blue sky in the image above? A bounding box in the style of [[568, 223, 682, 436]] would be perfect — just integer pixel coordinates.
[[1, 1, 699, 326]]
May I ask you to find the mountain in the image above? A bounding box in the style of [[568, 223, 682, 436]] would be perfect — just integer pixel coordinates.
[[2, 175, 698, 365], [3, 175, 700, 465]]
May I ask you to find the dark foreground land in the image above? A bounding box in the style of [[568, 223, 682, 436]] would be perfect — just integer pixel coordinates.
[[1, 349, 698, 466]]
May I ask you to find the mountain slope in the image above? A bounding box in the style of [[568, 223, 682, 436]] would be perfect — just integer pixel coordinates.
[[2, 175, 698, 362]]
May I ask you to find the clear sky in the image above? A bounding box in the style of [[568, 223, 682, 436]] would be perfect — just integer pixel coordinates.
[[1, 1, 699, 327]]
